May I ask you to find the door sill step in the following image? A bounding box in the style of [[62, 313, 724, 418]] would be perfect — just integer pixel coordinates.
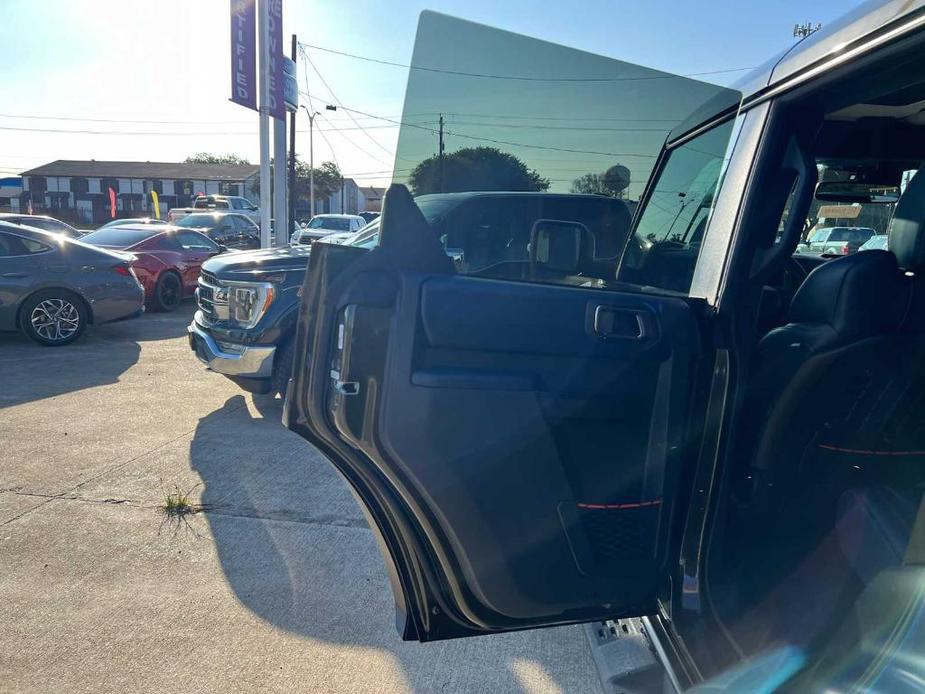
[[583, 618, 670, 693]]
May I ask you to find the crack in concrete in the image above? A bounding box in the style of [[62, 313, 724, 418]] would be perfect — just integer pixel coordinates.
[[0, 489, 368, 531], [1, 400, 250, 528]]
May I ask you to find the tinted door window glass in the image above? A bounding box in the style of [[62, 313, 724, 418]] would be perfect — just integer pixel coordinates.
[[20, 237, 50, 253], [618, 120, 737, 294], [177, 231, 217, 251], [0, 232, 18, 256]]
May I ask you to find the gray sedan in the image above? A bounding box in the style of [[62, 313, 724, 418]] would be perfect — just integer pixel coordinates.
[[0, 222, 145, 345]]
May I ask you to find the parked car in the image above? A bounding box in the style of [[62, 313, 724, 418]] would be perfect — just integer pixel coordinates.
[[0, 213, 83, 239], [97, 217, 169, 230], [277, 5, 925, 692], [190, 192, 630, 396], [859, 233, 889, 251], [172, 212, 260, 250], [80, 225, 223, 311], [314, 230, 356, 245], [290, 214, 366, 245], [0, 222, 143, 344], [167, 195, 259, 223], [803, 225, 876, 255], [358, 211, 380, 224]]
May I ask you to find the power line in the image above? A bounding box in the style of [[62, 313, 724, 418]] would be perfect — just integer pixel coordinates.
[[316, 109, 392, 168], [0, 112, 255, 126], [441, 111, 682, 123], [309, 97, 659, 159], [444, 119, 670, 132], [299, 41, 755, 83], [0, 122, 402, 137], [300, 46, 397, 164]]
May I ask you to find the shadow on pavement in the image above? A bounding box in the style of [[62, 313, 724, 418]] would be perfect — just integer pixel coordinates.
[[190, 395, 585, 692], [0, 303, 195, 409]]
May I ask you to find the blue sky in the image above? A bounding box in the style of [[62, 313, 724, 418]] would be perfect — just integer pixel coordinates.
[[0, 0, 864, 186]]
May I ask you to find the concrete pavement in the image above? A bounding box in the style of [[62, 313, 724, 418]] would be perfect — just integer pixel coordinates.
[[0, 305, 602, 693]]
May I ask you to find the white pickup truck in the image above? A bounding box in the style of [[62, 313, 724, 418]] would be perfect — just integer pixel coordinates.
[[167, 195, 259, 224]]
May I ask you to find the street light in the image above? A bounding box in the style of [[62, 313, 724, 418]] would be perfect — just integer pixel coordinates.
[[300, 104, 337, 218]]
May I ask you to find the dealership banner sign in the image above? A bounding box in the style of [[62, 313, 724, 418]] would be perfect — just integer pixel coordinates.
[[266, 0, 285, 120], [230, 0, 257, 111]]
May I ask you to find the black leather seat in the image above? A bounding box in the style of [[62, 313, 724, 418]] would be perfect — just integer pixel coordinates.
[[738, 173, 925, 549], [741, 250, 910, 509]]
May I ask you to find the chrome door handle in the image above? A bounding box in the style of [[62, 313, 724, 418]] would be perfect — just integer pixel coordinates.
[[1, 272, 28, 278], [329, 369, 360, 396]]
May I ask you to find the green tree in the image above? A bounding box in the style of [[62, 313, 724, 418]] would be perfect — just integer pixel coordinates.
[[570, 172, 604, 195], [184, 153, 251, 165], [251, 159, 342, 201], [570, 164, 631, 198], [294, 160, 342, 202], [408, 146, 549, 195]]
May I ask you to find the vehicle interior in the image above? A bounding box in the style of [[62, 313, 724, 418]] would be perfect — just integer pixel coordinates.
[[697, 29, 925, 685]]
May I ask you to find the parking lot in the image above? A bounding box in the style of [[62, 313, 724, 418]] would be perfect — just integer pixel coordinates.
[[0, 304, 600, 693]]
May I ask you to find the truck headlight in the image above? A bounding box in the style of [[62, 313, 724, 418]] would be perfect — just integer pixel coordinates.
[[227, 281, 275, 329]]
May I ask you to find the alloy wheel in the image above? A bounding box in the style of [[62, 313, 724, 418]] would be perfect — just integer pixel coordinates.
[[159, 275, 181, 308], [30, 298, 81, 342]]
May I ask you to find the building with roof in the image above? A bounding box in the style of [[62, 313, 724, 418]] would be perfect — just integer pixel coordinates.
[[17, 160, 260, 224], [358, 186, 384, 213], [0, 177, 22, 212], [296, 181, 385, 221]]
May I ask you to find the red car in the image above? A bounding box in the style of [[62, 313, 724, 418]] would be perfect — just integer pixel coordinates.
[[80, 224, 223, 311]]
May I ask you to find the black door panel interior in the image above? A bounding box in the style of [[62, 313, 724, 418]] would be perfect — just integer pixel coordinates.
[[302, 245, 704, 630]]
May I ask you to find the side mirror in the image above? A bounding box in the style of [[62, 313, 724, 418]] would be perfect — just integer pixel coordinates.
[[216, 243, 228, 254], [529, 219, 594, 275]]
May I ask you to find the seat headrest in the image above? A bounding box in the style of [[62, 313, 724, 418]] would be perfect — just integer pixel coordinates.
[[890, 171, 925, 273], [789, 250, 908, 340]]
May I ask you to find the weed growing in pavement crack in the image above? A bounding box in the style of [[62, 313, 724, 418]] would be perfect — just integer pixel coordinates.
[[159, 482, 206, 538], [161, 482, 203, 517]]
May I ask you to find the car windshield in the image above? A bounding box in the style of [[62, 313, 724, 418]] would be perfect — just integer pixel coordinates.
[[308, 217, 351, 231], [175, 214, 220, 229], [79, 228, 158, 247]]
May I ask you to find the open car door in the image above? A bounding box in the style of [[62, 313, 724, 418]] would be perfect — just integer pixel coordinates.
[[285, 185, 711, 640], [284, 12, 738, 641]]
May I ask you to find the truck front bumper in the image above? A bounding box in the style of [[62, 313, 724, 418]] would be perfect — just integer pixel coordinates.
[[187, 320, 275, 379]]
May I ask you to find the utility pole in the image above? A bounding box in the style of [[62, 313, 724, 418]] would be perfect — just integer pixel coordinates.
[[301, 105, 320, 216], [257, 0, 271, 248], [302, 103, 337, 217], [438, 113, 445, 193], [288, 34, 297, 237]]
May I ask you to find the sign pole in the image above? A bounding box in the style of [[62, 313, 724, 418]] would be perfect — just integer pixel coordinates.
[[273, 117, 287, 246], [288, 34, 297, 237], [257, 0, 272, 248]]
